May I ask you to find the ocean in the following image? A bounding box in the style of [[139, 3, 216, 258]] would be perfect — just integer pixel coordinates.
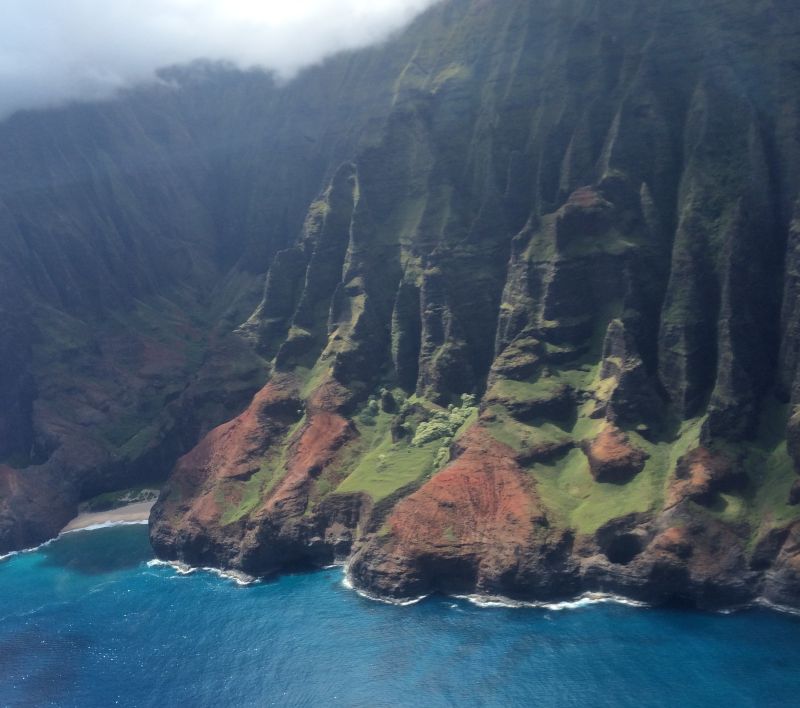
[[0, 524, 798, 707]]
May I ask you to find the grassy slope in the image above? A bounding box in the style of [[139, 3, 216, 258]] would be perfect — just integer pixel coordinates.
[[335, 399, 475, 502], [484, 357, 709, 534]]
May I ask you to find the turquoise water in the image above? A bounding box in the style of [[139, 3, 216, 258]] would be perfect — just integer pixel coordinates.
[[1, 525, 799, 707]]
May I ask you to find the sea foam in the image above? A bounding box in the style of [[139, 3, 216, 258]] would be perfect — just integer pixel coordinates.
[[146, 558, 257, 586], [339, 563, 649, 610]]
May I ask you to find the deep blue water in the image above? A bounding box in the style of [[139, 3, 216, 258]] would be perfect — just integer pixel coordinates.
[[0, 526, 799, 707]]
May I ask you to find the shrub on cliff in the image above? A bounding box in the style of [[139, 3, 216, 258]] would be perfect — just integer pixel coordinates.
[[412, 394, 477, 446]]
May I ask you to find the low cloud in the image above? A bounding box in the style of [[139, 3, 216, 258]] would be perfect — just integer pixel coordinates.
[[0, 0, 439, 117]]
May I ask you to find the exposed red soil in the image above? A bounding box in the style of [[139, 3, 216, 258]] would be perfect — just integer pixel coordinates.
[[179, 378, 300, 483], [649, 526, 694, 560], [387, 426, 541, 552], [163, 376, 302, 524], [583, 425, 648, 483], [158, 371, 356, 530], [565, 186, 606, 209], [259, 410, 355, 519]]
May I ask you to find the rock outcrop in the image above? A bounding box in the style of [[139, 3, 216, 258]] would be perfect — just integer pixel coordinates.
[[583, 426, 648, 485]]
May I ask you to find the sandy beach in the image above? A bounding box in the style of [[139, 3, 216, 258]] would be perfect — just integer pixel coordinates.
[[60, 501, 155, 534]]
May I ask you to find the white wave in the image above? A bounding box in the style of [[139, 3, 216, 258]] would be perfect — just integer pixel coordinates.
[[0, 536, 58, 562], [340, 568, 428, 606], [146, 558, 257, 586], [453, 592, 648, 610], [754, 597, 800, 617], [339, 567, 649, 611], [544, 593, 649, 610]]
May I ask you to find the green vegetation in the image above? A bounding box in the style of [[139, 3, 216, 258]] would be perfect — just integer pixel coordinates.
[[335, 395, 476, 502], [529, 422, 701, 534], [482, 405, 572, 453], [487, 364, 799, 540], [298, 360, 332, 399], [118, 424, 161, 460], [431, 63, 470, 92], [411, 394, 477, 445], [745, 443, 799, 528], [488, 377, 567, 405], [82, 486, 159, 513], [30, 288, 267, 475], [335, 409, 441, 502], [219, 464, 273, 526], [485, 348, 707, 534], [705, 400, 800, 535]]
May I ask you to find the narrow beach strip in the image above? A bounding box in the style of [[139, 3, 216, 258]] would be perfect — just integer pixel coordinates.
[[60, 501, 155, 534]]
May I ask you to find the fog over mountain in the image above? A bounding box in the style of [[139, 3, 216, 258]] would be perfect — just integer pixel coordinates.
[[0, 0, 438, 116]]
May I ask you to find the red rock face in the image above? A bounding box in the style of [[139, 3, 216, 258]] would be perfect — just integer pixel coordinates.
[[150, 376, 301, 550], [347, 426, 576, 598], [583, 425, 648, 484], [150, 373, 359, 573], [388, 426, 541, 556], [258, 410, 354, 520], [161, 376, 302, 525], [650, 526, 693, 560]]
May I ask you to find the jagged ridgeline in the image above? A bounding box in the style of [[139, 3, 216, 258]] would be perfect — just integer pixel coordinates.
[[4, 0, 800, 607]]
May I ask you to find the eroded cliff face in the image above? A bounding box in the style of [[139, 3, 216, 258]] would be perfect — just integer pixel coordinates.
[[4, 0, 800, 608]]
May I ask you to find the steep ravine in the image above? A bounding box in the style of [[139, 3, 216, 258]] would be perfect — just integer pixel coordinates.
[[4, 0, 800, 608]]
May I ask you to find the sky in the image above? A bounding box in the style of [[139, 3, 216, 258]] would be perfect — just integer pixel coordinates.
[[0, 0, 439, 117]]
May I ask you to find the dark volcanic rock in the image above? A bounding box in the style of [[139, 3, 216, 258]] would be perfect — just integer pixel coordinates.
[[0, 268, 35, 463], [485, 381, 576, 423], [787, 409, 800, 474], [668, 448, 747, 508], [790, 480, 800, 506], [760, 522, 800, 608], [598, 319, 664, 428], [578, 516, 758, 609], [489, 335, 544, 383]]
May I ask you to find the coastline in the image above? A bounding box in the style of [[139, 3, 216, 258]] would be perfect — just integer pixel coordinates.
[[4, 519, 800, 619], [6, 508, 800, 619], [60, 501, 155, 534], [338, 565, 800, 617]]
